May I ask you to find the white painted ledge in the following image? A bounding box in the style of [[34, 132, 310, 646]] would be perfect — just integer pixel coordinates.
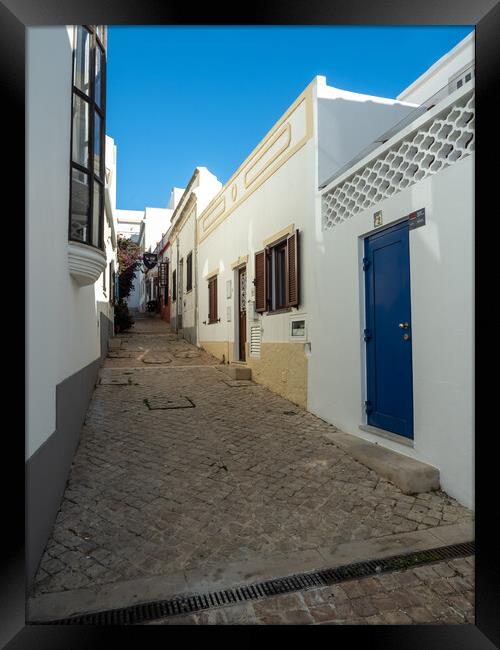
[[68, 240, 106, 287]]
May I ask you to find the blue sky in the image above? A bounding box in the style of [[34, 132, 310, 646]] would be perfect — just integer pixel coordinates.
[[107, 26, 473, 210]]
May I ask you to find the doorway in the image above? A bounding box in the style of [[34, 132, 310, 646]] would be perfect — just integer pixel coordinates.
[[364, 221, 413, 439], [238, 266, 247, 361]]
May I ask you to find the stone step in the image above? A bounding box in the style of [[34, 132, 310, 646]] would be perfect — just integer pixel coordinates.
[[219, 363, 252, 380], [324, 430, 440, 494]]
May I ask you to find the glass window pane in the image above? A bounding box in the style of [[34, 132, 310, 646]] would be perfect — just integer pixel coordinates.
[[72, 94, 89, 167], [94, 111, 102, 176], [73, 26, 91, 95], [96, 25, 104, 43], [92, 182, 103, 247], [95, 46, 104, 108], [70, 168, 90, 242]]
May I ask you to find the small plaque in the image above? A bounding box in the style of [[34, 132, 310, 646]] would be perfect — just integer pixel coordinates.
[[409, 208, 426, 230], [373, 210, 383, 227]]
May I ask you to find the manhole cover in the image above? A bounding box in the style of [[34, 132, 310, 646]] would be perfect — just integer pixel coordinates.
[[222, 379, 254, 387], [142, 354, 172, 364], [144, 396, 195, 410], [107, 350, 134, 358], [174, 351, 201, 359]]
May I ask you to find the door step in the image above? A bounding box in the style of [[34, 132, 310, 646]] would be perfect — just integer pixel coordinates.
[[324, 430, 440, 494], [219, 363, 252, 380]]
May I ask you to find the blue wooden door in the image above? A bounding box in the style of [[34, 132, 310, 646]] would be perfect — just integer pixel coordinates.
[[364, 221, 413, 439]]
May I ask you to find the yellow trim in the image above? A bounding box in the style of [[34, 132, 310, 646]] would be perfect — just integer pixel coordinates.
[[244, 122, 291, 189], [201, 196, 226, 233], [197, 83, 314, 245], [231, 184, 237, 201], [262, 224, 295, 248], [231, 255, 248, 270], [205, 268, 219, 280]]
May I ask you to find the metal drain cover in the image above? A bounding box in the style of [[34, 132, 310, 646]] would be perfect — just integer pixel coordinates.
[[144, 396, 195, 410], [107, 350, 134, 358], [222, 379, 254, 387], [174, 351, 201, 359], [142, 353, 172, 364], [99, 377, 131, 385]]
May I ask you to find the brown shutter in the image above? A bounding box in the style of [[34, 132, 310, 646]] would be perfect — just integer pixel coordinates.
[[287, 230, 299, 308], [254, 250, 267, 312], [208, 276, 218, 323], [213, 276, 218, 322]]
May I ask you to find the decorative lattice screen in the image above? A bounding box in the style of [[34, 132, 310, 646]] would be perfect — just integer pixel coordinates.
[[322, 90, 474, 230], [249, 324, 262, 358]]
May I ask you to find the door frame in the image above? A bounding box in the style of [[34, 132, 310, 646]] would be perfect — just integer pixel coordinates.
[[360, 217, 414, 440]]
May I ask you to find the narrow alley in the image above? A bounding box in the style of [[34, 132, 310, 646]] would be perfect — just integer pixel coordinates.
[[28, 313, 474, 625]]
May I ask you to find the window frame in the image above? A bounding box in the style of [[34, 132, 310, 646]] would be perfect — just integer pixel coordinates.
[[68, 25, 107, 251], [172, 269, 177, 302], [208, 275, 218, 324], [268, 237, 288, 313], [186, 251, 193, 292]]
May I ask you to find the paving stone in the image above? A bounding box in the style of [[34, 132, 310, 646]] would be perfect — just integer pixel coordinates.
[[30, 317, 474, 613]]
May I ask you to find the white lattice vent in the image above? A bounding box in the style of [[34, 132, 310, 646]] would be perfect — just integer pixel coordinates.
[[249, 325, 262, 358], [322, 90, 474, 230]]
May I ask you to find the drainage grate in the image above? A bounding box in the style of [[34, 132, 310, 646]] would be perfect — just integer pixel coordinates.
[[31, 541, 473, 626]]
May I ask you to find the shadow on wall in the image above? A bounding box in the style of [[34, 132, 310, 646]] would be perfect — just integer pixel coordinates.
[[318, 97, 420, 188]]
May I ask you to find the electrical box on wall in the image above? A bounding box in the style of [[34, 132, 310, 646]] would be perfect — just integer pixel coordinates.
[[289, 315, 307, 341]]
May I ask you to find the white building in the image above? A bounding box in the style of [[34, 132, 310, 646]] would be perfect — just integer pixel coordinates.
[[116, 209, 144, 310], [26, 25, 117, 587], [312, 35, 475, 509], [196, 75, 417, 404], [195, 35, 474, 509], [168, 167, 222, 342]]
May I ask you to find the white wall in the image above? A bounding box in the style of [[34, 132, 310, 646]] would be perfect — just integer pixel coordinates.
[[27, 27, 113, 459], [397, 32, 474, 104], [198, 140, 316, 348], [309, 155, 474, 508], [317, 77, 418, 187]]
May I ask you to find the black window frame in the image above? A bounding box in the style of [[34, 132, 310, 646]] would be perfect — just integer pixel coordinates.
[[68, 25, 107, 250], [172, 269, 177, 302]]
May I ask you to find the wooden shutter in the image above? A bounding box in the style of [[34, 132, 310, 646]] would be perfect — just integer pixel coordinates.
[[287, 229, 299, 308], [254, 250, 267, 313], [208, 276, 218, 323]]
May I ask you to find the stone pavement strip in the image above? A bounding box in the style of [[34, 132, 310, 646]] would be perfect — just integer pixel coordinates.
[[28, 315, 474, 624]]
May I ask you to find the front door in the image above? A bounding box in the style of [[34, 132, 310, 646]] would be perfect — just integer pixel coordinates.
[[238, 266, 247, 361], [364, 221, 413, 439]]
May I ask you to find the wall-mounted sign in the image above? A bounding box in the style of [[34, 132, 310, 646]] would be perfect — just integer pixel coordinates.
[[158, 262, 168, 286], [373, 210, 383, 227], [143, 253, 158, 269], [408, 208, 426, 230]]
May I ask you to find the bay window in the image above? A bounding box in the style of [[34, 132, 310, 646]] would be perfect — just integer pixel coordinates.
[[69, 25, 106, 249]]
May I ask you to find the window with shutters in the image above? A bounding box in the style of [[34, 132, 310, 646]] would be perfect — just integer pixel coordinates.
[[186, 252, 193, 292], [254, 230, 300, 313], [208, 275, 218, 324]]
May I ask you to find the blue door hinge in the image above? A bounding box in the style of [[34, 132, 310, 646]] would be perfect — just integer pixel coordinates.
[[364, 400, 373, 414], [363, 328, 372, 342], [362, 257, 371, 271]]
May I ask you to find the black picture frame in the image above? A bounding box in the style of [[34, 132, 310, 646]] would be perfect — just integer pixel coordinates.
[[5, 0, 498, 646]]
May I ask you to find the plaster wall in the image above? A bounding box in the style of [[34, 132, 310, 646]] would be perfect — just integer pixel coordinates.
[[309, 155, 474, 508], [397, 33, 474, 104], [27, 26, 111, 459]]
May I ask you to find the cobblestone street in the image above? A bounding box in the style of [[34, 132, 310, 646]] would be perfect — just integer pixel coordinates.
[[145, 556, 475, 625], [29, 315, 474, 624]]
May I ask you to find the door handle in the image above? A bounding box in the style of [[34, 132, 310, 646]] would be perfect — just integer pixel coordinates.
[[399, 322, 409, 329]]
